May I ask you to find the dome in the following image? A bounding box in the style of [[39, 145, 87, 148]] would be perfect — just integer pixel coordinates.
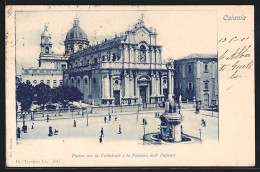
[[65, 17, 88, 41]]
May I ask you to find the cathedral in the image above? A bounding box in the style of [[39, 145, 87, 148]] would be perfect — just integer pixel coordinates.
[[20, 14, 218, 107], [63, 16, 170, 105]]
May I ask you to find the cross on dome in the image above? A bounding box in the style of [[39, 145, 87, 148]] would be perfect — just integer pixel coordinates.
[[44, 23, 48, 31], [141, 12, 144, 21], [73, 14, 80, 26]]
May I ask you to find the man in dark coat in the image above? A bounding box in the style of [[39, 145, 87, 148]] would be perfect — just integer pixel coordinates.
[[17, 127, 21, 138], [99, 135, 102, 143]]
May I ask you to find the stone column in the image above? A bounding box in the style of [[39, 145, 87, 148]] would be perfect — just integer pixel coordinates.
[[102, 75, 105, 98], [89, 75, 92, 99], [151, 71, 155, 96], [171, 72, 174, 96], [105, 74, 110, 98], [110, 75, 114, 98], [160, 77, 163, 96], [123, 71, 129, 98], [134, 74, 138, 97], [168, 69, 172, 95], [129, 71, 134, 97]]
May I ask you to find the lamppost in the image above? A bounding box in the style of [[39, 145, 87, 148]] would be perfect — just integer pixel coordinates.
[[199, 128, 202, 142], [87, 110, 89, 126], [178, 102, 181, 114], [136, 104, 139, 122], [143, 123, 146, 141], [22, 112, 25, 131]]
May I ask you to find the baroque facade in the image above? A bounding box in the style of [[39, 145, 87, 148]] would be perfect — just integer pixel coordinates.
[[21, 24, 68, 88], [174, 54, 218, 108], [63, 17, 171, 105]]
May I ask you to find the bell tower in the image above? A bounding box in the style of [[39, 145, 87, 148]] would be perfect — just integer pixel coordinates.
[[40, 24, 52, 54]]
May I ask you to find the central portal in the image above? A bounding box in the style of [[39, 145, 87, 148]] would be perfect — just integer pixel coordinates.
[[114, 90, 120, 105], [140, 86, 147, 103]]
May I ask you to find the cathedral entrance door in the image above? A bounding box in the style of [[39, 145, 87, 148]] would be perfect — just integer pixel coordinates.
[[114, 90, 120, 105], [203, 93, 209, 107], [163, 88, 168, 101], [140, 86, 147, 104]]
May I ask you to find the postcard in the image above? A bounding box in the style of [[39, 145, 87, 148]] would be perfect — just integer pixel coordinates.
[[6, 5, 254, 167]]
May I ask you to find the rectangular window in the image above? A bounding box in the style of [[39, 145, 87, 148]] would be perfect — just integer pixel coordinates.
[[188, 65, 192, 73], [40, 80, 44, 83], [188, 82, 193, 90], [53, 80, 57, 88], [204, 64, 208, 72], [176, 66, 180, 73], [33, 80, 37, 84], [61, 64, 66, 70], [59, 80, 63, 86], [46, 80, 50, 85], [205, 82, 209, 90]]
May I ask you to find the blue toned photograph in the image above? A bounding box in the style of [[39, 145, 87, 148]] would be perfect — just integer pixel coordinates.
[[15, 10, 218, 146]]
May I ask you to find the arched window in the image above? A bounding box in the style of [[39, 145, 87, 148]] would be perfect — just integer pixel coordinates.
[[93, 78, 96, 83], [45, 47, 49, 54], [79, 45, 83, 50], [112, 53, 116, 61], [85, 78, 88, 84], [78, 78, 80, 83], [71, 78, 74, 83], [140, 45, 146, 62]]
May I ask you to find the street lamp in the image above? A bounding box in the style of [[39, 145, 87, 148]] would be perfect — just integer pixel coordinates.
[[86, 109, 89, 126], [143, 123, 146, 141], [199, 128, 202, 142], [136, 105, 139, 122], [22, 112, 25, 131]]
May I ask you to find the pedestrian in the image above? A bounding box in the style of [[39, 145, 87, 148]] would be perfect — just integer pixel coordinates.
[[47, 115, 49, 122], [99, 135, 102, 143], [201, 119, 204, 126], [204, 120, 206, 127], [101, 127, 104, 137], [74, 120, 76, 127], [31, 123, 34, 129], [54, 129, 59, 135], [109, 114, 111, 121], [157, 112, 160, 118], [145, 118, 147, 125], [115, 116, 118, 121], [17, 127, 21, 138], [143, 118, 145, 125], [48, 126, 53, 136], [24, 125, 27, 133], [155, 112, 157, 118], [119, 125, 121, 134], [104, 116, 107, 123]]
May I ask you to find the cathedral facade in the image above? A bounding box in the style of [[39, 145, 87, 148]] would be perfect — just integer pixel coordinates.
[[63, 17, 170, 105]]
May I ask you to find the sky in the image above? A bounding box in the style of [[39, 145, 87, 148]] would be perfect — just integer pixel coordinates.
[[15, 10, 217, 74]]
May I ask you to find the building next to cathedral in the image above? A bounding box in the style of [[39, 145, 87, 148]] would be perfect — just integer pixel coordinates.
[[174, 54, 218, 108], [21, 24, 68, 88], [63, 17, 170, 106]]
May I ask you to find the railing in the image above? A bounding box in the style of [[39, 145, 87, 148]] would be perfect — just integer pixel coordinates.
[[16, 103, 165, 122]]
